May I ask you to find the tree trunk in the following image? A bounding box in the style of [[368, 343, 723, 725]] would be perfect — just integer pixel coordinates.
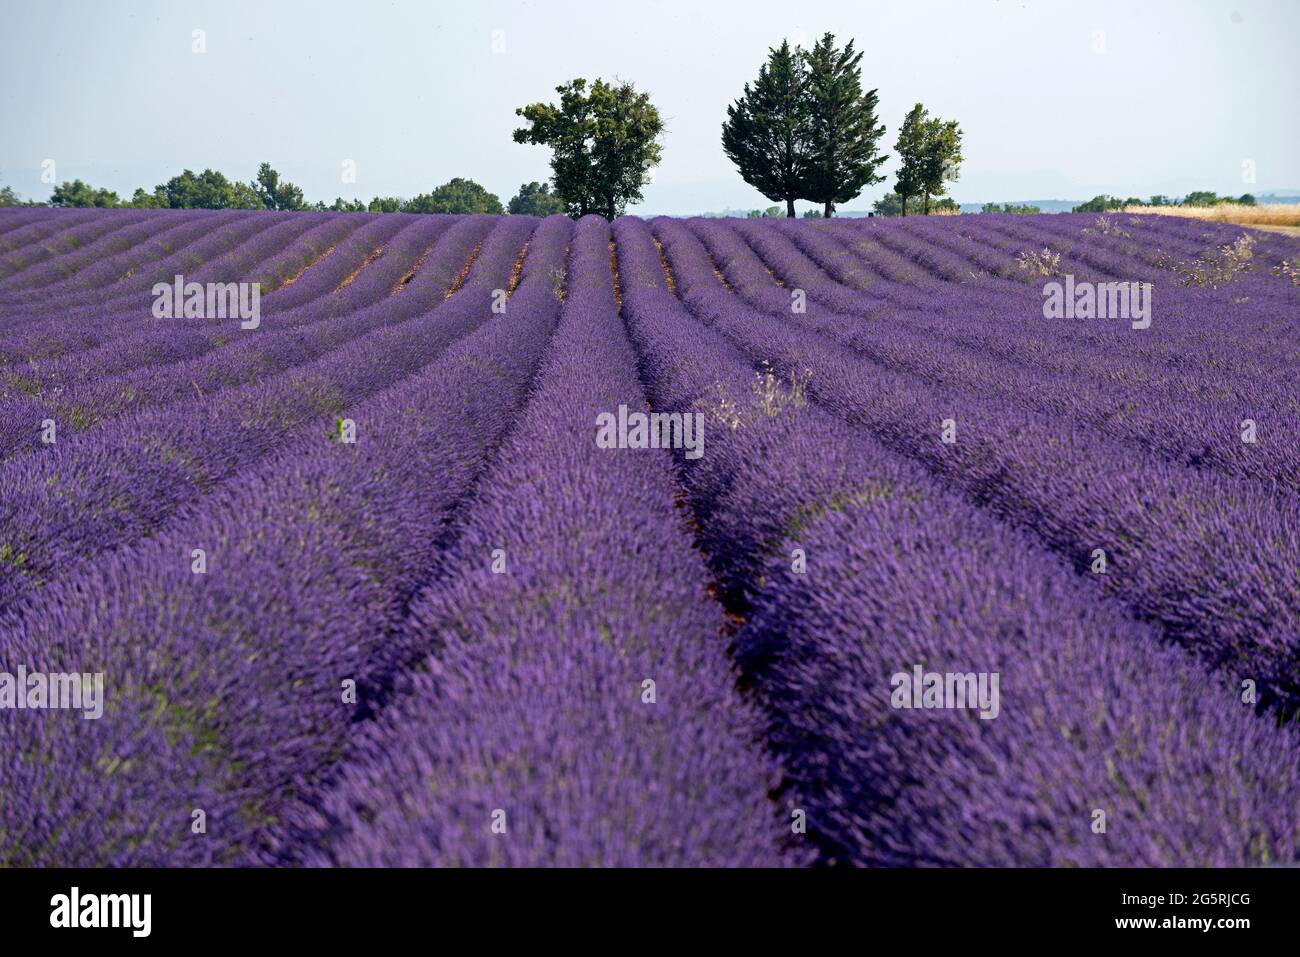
[[900, 194, 908, 217], [924, 191, 931, 215], [824, 201, 834, 218], [786, 198, 796, 218]]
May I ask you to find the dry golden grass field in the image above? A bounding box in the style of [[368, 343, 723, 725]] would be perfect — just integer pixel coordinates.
[[1123, 202, 1300, 233]]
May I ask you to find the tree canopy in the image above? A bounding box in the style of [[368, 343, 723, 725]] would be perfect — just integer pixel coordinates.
[[404, 177, 504, 214], [890, 103, 963, 215], [514, 78, 663, 220], [508, 181, 567, 216], [918, 114, 963, 214], [803, 33, 887, 217], [891, 104, 929, 217], [253, 162, 307, 211], [49, 179, 121, 208], [156, 169, 262, 209], [722, 41, 814, 218]]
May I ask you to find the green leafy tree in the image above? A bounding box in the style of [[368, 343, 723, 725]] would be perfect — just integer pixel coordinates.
[[803, 33, 887, 217], [126, 187, 168, 208], [981, 202, 1040, 214], [515, 77, 664, 220], [746, 205, 784, 218], [1181, 190, 1221, 207], [872, 190, 925, 216], [157, 169, 265, 209], [508, 181, 567, 216], [1236, 193, 1257, 206], [404, 177, 504, 214], [252, 162, 307, 211], [802, 208, 824, 218], [228, 181, 266, 209], [318, 197, 367, 212], [722, 41, 813, 218], [1, 183, 44, 207], [49, 179, 121, 208], [891, 104, 929, 217], [367, 196, 405, 213], [919, 115, 962, 214], [1072, 194, 1125, 213], [1148, 194, 1173, 206]]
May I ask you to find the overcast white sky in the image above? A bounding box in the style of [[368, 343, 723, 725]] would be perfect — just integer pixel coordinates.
[[1, 0, 1296, 213]]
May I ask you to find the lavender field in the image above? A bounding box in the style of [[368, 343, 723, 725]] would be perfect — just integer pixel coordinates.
[[1, 206, 1298, 867]]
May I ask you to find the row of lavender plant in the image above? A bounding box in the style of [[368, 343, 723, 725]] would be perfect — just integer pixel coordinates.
[[0, 209, 159, 282], [806, 216, 1300, 368], [0, 212, 456, 378], [0, 216, 467, 458], [666, 218, 1300, 716], [0, 214, 300, 355], [0, 207, 183, 292], [0, 209, 239, 300], [616, 213, 1300, 866], [0, 210, 358, 331], [698, 220, 1300, 490], [0, 208, 89, 239], [826, 213, 1299, 340], [298, 215, 795, 867], [743, 215, 1300, 405], [968, 213, 1297, 306], [0, 210, 340, 339], [0, 213, 435, 406], [0, 214, 574, 866], [0, 215, 536, 615], [991, 210, 1300, 280]]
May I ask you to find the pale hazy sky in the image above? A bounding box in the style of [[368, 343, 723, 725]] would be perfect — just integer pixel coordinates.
[[1, 0, 1296, 213]]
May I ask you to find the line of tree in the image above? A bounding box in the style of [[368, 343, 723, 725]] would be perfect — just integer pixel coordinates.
[[723, 35, 888, 217], [981, 202, 1040, 214], [872, 193, 960, 216], [721, 35, 961, 218], [0, 165, 553, 216], [1072, 191, 1258, 213], [4, 44, 970, 221]]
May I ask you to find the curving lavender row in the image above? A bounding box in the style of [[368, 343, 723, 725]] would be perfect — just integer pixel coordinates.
[[0, 213, 297, 352], [0, 209, 240, 300], [659, 219, 1300, 716], [0, 216, 460, 454], [614, 213, 1300, 866], [1, 206, 1296, 867], [0, 209, 159, 283], [0, 208, 80, 238], [686, 219, 1300, 490], [0, 215, 536, 614], [304, 215, 796, 867], [0, 214, 574, 866]]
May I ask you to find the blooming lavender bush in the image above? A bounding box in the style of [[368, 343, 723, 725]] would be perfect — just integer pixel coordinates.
[[0, 205, 1297, 867]]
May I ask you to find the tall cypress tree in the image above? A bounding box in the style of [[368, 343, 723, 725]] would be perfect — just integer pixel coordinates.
[[893, 103, 929, 217], [722, 41, 813, 218], [804, 33, 887, 218]]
